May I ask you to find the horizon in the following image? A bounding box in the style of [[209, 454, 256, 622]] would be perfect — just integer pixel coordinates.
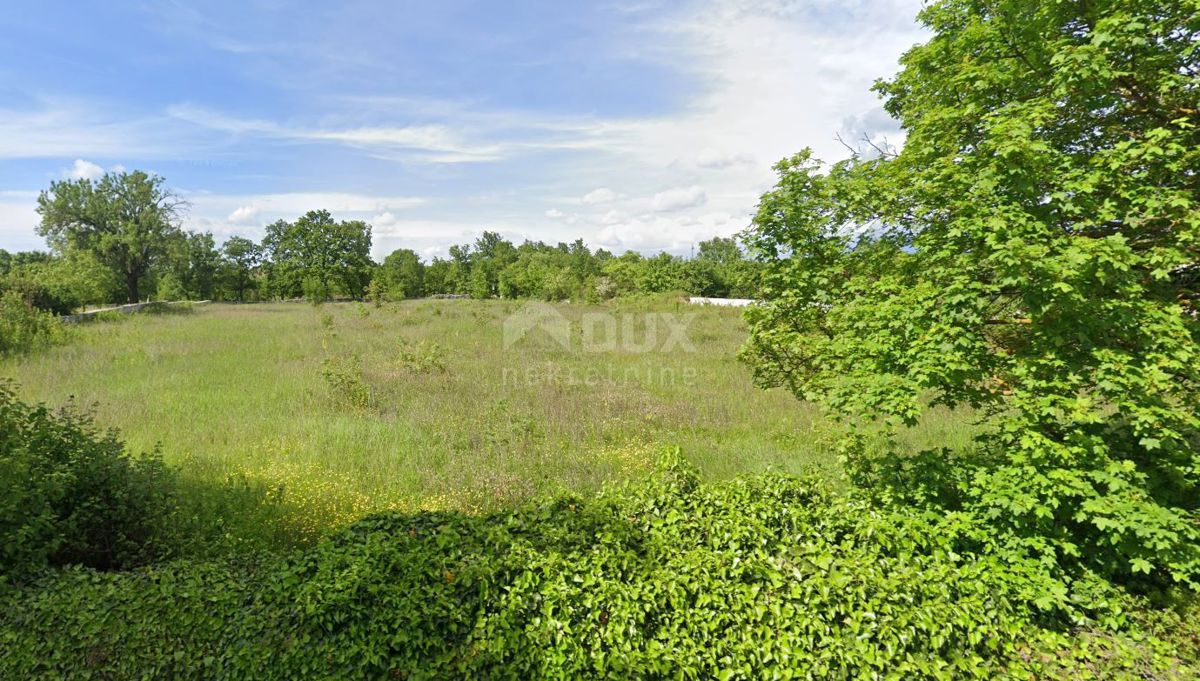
[[0, 0, 925, 260]]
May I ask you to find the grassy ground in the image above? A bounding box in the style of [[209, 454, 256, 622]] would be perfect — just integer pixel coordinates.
[[1, 299, 973, 546]]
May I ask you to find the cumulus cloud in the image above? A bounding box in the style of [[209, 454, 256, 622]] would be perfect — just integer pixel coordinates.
[[581, 187, 618, 205], [594, 211, 737, 253], [372, 211, 398, 227], [227, 205, 261, 224], [544, 208, 566, 219], [651, 186, 707, 212], [65, 159, 106, 181]]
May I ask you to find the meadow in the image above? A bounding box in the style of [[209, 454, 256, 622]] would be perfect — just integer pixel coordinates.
[[1, 298, 970, 547]]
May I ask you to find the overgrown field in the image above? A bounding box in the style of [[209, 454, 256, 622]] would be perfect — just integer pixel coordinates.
[[0, 299, 972, 548]]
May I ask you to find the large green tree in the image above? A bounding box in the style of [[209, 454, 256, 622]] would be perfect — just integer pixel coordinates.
[[744, 0, 1199, 585], [36, 171, 184, 303], [261, 210, 373, 301], [376, 248, 425, 300], [161, 231, 220, 301], [219, 236, 262, 302]]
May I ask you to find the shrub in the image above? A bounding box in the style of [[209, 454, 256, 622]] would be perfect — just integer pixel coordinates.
[[366, 279, 384, 307], [396, 338, 447, 374], [303, 275, 333, 305], [0, 381, 179, 584], [0, 291, 69, 356], [320, 354, 370, 409], [0, 273, 79, 315], [154, 271, 187, 302], [2, 453, 1190, 676], [1, 452, 1195, 679]]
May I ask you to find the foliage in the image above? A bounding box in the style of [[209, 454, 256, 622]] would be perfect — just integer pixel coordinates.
[[0, 250, 117, 314], [377, 247, 425, 300], [155, 271, 188, 302], [0, 292, 70, 356], [396, 338, 447, 374], [161, 231, 221, 301], [320, 354, 371, 410], [0, 272, 79, 315], [219, 236, 263, 302], [743, 0, 1200, 587], [36, 170, 184, 304], [262, 210, 373, 301], [0, 381, 179, 584], [1, 452, 1195, 679]]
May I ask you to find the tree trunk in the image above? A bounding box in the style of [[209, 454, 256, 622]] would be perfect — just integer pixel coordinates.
[[125, 272, 140, 304]]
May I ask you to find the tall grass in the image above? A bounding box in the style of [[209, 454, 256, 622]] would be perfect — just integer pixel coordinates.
[[0, 299, 975, 547]]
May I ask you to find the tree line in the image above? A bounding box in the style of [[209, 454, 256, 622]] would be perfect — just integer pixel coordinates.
[[0, 170, 761, 314]]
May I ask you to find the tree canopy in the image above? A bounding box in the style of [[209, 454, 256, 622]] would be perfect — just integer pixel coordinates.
[[743, 0, 1200, 586], [261, 210, 373, 301], [36, 171, 184, 303]]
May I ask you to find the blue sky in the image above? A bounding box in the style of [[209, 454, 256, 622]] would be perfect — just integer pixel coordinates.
[[0, 0, 925, 259]]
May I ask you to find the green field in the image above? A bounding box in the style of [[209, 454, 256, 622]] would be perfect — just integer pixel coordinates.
[[1, 299, 968, 546]]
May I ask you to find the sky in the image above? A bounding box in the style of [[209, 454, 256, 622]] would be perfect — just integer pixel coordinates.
[[0, 0, 926, 260]]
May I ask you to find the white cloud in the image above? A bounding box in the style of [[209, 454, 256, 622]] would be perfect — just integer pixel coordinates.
[[184, 191, 424, 217], [594, 211, 737, 253], [167, 104, 506, 164], [66, 159, 105, 181], [599, 209, 627, 225], [178, 191, 427, 252], [652, 185, 707, 212], [0, 0, 928, 256], [581, 187, 618, 205], [227, 205, 261, 224], [0, 192, 42, 252], [693, 148, 755, 170], [0, 101, 190, 159]]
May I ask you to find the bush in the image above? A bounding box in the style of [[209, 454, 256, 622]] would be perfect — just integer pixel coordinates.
[[320, 354, 370, 409], [0, 381, 179, 583], [396, 338, 447, 374], [0, 291, 69, 356], [1, 452, 1194, 679], [0, 273, 78, 315], [154, 271, 187, 302]]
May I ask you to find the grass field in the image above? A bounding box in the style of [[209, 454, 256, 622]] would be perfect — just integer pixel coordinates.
[[1, 299, 972, 547]]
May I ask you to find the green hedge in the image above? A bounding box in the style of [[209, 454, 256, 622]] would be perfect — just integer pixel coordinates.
[[3, 452, 1194, 679]]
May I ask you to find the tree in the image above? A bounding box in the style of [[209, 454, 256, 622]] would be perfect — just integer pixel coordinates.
[[219, 236, 262, 302], [743, 0, 1200, 585], [161, 231, 220, 300], [0, 251, 117, 313], [696, 236, 741, 265], [36, 171, 185, 303], [261, 210, 373, 301], [467, 231, 517, 298], [423, 258, 454, 295], [377, 248, 424, 300]]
